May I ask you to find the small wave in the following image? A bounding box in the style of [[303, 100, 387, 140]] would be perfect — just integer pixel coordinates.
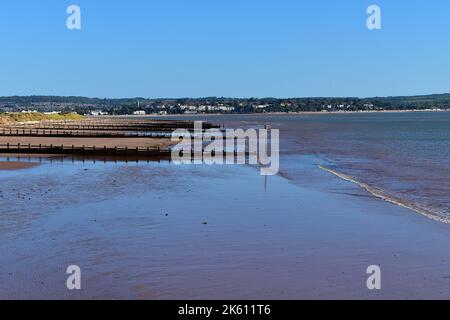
[[319, 165, 450, 224]]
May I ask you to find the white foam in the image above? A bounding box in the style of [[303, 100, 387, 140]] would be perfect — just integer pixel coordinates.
[[319, 165, 450, 224]]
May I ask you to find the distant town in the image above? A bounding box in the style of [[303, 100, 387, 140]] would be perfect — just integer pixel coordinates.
[[1, 94, 450, 116]]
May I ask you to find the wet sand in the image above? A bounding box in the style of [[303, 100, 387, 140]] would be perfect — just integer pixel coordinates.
[[0, 136, 174, 149], [0, 161, 39, 170], [1, 159, 450, 299]]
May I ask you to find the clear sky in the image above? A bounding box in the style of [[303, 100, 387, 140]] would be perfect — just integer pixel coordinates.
[[0, 0, 449, 98]]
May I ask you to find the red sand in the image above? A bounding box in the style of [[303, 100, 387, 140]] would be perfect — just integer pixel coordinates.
[[0, 161, 38, 170], [0, 136, 174, 149]]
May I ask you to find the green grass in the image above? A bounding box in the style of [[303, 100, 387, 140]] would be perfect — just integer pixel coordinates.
[[0, 112, 85, 124]]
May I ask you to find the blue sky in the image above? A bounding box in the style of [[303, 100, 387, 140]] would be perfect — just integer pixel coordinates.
[[0, 0, 449, 98]]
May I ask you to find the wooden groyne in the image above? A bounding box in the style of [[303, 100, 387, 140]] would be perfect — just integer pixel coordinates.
[[0, 118, 224, 160], [1, 125, 199, 132], [0, 143, 250, 160], [3, 119, 220, 131], [0, 128, 173, 138], [0, 118, 221, 137]]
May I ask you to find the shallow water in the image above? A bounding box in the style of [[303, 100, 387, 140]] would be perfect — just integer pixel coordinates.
[[168, 112, 450, 222]]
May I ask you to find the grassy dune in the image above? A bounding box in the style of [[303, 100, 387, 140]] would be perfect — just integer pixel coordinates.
[[0, 112, 84, 124]]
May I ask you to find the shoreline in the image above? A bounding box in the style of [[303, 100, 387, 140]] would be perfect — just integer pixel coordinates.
[[319, 165, 450, 224]]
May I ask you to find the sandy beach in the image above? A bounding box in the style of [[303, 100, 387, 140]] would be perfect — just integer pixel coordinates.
[[3, 0, 450, 304], [1, 113, 449, 300], [0, 136, 174, 149], [1, 156, 450, 299]]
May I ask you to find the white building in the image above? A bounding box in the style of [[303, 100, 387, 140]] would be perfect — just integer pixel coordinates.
[[90, 110, 109, 116]]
